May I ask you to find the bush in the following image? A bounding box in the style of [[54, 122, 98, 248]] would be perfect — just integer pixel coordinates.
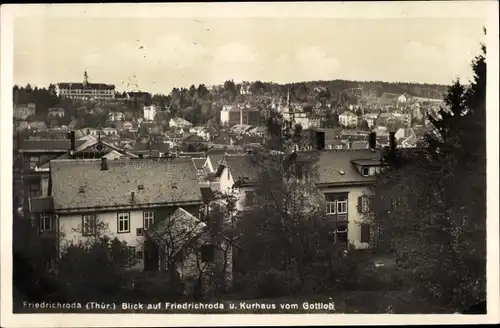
[[126, 271, 185, 302], [233, 270, 301, 299]]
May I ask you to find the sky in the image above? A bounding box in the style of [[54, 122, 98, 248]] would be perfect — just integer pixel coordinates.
[[14, 15, 487, 94]]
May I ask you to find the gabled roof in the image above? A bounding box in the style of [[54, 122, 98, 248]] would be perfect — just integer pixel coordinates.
[[192, 158, 207, 170], [217, 154, 260, 182], [50, 158, 203, 211], [39, 136, 138, 169]]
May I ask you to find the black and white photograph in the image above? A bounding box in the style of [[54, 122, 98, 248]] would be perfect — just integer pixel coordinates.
[[1, 2, 499, 327]]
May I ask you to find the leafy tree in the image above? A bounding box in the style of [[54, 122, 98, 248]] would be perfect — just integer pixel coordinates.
[[367, 42, 486, 313]]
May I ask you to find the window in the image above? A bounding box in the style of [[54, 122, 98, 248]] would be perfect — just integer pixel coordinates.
[[39, 212, 52, 232], [117, 212, 130, 233], [325, 193, 337, 214], [29, 156, 40, 170], [337, 195, 348, 214], [361, 224, 371, 243], [143, 211, 155, 230], [82, 214, 96, 236], [227, 169, 230, 180], [201, 244, 216, 263], [245, 191, 255, 206], [361, 167, 370, 176]]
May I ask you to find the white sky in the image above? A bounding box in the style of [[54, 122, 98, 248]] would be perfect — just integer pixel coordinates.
[[12, 4, 488, 94]]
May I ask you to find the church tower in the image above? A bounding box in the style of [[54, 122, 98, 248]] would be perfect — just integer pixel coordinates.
[[83, 71, 89, 87]]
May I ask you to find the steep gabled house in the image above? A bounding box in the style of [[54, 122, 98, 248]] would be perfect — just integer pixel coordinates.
[[215, 154, 260, 211]]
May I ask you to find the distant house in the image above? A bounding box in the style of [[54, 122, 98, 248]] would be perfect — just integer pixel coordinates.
[[339, 111, 358, 127], [47, 108, 65, 118], [362, 113, 379, 129], [109, 111, 125, 122], [377, 112, 398, 127], [220, 105, 260, 127], [122, 121, 133, 131], [392, 113, 412, 127], [182, 134, 208, 151], [14, 103, 36, 120], [126, 91, 151, 102], [102, 127, 118, 136], [189, 126, 211, 141], [169, 117, 193, 129], [143, 105, 158, 121], [17, 121, 47, 132], [216, 154, 260, 212], [248, 125, 267, 137]]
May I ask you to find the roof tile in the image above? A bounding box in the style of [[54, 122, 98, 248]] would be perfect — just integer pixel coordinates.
[[50, 158, 202, 210]]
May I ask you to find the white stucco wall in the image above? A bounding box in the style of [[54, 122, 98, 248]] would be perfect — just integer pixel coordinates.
[[319, 185, 371, 250], [58, 209, 148, 269]]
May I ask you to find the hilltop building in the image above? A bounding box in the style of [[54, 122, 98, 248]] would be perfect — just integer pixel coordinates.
[[56, 71, 116, 101]]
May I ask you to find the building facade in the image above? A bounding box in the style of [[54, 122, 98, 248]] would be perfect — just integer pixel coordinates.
[[56, 71, 115, 101], [143, 105, 158, 121], [14, 103, 36, 120], [339, 111, 359, 127]]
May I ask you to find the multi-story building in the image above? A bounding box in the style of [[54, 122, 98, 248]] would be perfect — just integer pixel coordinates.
[[220, 105, 260, 127], [48, 108, 65, 118], [18, 133, 139, 211], [339, 111, 358, 127], [362, 113, 379, 129], [14, 103, 36, 120], [214, 135, 389, 250], [108, 111, 124, 122], [56, 71, 115, 101], [143, 105, 158, 121], [169, 117, 193, 129], [30, 157, 231, 287]]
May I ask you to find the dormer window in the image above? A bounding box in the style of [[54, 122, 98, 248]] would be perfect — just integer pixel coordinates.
[[361, 167, 370, 177]]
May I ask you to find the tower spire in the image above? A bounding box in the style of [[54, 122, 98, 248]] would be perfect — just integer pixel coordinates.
[[83, 71, 89, 87]]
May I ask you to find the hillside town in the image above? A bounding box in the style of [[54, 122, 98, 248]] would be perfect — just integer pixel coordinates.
[[12, 46, 486, 314]]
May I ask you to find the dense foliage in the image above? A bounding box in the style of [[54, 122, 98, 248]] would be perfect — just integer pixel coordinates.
[[367, 44, 486, 313]]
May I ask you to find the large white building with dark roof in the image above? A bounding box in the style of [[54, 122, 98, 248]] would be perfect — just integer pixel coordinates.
[[56, 71, 116, 101], [31, 156, 232, 280]]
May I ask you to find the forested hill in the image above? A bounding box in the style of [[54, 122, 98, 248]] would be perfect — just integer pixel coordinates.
[[235, 79, 449, 103]]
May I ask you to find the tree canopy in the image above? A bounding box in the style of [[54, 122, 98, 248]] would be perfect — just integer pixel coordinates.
[[367, 43, 486, 313]]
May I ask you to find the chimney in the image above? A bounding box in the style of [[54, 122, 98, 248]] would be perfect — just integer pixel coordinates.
[[368, 132, 376, 150], [68, 130, 76, 157], [100, 157, 108, 170], [315, 131, 325, 150], [389, 132, 396, 151]]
